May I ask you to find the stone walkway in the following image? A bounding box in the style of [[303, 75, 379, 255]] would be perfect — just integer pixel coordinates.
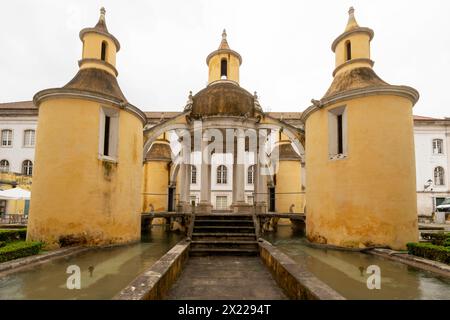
[[166, 256, 288, 300]]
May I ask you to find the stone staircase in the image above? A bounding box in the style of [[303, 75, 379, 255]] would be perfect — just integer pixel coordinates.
[[190, 213, 259, 256]]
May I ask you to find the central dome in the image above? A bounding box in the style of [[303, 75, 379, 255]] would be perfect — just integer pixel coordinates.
[[191, 82, 256, 117]]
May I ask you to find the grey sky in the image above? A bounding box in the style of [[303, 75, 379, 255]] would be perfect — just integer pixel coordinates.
[[1, 0, 449, 117]]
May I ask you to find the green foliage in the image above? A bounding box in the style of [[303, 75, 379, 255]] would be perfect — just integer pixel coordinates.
[[443, 238, 450, 247], [0, 229, 27, 243], [0, 241, 5, 248], [407, 242, 450, 264], [0, 241, 43, 263]]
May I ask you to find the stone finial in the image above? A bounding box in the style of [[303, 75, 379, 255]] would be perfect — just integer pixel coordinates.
[[254, 91, 262, 111], [348, 6, 355, 16], [219, 29, 230, 50], [184, 90, 193, 111], [345, 6, 359, 31], [100, 7, 106, 21]]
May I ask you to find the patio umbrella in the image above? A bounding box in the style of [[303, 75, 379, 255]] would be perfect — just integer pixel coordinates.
[[0, 187, 31, 200]]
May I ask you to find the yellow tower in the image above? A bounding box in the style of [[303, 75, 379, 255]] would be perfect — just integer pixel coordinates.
[[301, 8, 419, 250], [206, 29, 242, 85], [142, 133, 172, 213], [27, 8, 147, 247], [274, 132, 304, 214]]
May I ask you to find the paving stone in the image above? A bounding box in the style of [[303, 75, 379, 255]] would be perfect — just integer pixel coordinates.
[[166, 256, 288, 300]]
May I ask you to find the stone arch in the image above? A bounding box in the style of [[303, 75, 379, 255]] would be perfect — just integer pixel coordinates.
[[143, 112, 190, 160]]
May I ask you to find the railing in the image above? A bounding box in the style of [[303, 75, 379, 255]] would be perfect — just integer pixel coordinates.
[[0, 214, 28, 225]]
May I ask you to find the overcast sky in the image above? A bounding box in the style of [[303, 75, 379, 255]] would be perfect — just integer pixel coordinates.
[[1, 0, 449, 117]]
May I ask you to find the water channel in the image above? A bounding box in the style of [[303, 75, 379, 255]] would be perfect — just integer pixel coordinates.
[[0, 226, 182, 299], [263, 225, 450, 300], [0, 225, 449, 299]]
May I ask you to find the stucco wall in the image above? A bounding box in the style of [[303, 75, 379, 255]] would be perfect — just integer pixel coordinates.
[[306, 95, 419, 250], [27, 98, 143, 247]]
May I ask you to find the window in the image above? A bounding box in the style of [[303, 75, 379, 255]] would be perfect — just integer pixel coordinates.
[[434, 167, 445, 186], [345, 40, 352, 61], [217, 165, 227, 184], [328, 106, 347, 159], [435, 197, 446, 211], [1, 129, 12, 147], [22, 160, 33, 176], [99, 107, 119, 160], [247, 165, 255, 184], [23, 130, 35, 147], [101, 41, 108, 61], [191, 165, 197, 184], [190, 196, 197, 206], [220, 59, 227, 79], [337, 114, 343, 154], [0, 160, 9, 173], [216, 196, 228, 210], [433, 139, 444, 155]]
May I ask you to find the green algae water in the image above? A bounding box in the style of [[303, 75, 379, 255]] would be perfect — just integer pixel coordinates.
[[0, 226, 182, 300], [264, 225, 450, 300]]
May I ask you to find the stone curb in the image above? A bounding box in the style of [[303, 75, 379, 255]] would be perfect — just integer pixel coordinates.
[[369, 248, 450, 278], [0, 246, 90, 276], [113, 239, 190, 300], [258, 239, 345, 300]]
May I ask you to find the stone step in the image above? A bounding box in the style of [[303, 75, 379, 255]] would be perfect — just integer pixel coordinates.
[[192, 232, 256, 236], [191, 240, 258, 244], [192, 233, 257, 241], [195, 215, 253, 221], [189, 248, 259, 257], [191, 241, 258, 250], [193, 226, 255, 234], [194, 219, 254, 226], [194, 226, 255, 229]]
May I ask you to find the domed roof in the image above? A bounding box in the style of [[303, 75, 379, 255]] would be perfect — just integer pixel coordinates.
[[191, 82, 257, 117], [145, 142, 172, 161]]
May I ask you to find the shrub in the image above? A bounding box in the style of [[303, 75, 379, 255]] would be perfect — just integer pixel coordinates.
[[0, 241, 43, 263], [421, 232, 450, 246], [0, 241, 5, 248], [443, 239, 450, 247], [0, 229, 27, 243], [407, 242, 450, 264]]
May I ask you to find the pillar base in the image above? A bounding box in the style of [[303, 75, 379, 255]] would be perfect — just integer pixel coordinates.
[[254, 202, 267, 214], [196, 202, 213, 214], [230, 202, 254, 214], [176, 202, 192, 213]]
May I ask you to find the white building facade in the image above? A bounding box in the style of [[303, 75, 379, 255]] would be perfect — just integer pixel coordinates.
[[0, 102, 37, 176], [414, 116, 450, 216]]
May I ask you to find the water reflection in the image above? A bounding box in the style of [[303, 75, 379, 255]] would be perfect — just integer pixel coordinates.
[[263, 226, 450, 300], [0, 226, 183, 300]]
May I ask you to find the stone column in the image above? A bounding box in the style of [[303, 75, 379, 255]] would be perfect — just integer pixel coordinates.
[[231, 128, 252, 213], [177, 141, 191, 212], [235, 128, 246, 203], [177, 162, 187, 212], [255, 129, 267, 213], [198, 133, 213, 213]]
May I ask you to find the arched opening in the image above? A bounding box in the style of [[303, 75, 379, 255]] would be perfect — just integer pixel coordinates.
[[434, 167, 445, 186], [345, 40, 352, 61], [22, 160, 33, 176], [217, 165, 228, 184], [220, 59, 227, 79], [0, 160, 9, 173], [101, 41, 108, 61]]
